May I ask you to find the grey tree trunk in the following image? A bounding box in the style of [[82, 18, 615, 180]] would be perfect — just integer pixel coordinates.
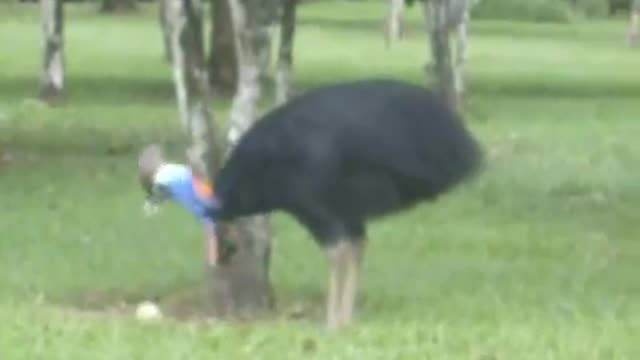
[[208, 0, 238, 94], [159, 0, 173, 63], [254, 0, 280, 91], [452, 8, 469, 103], [100, 0, 137, 13], [39, 0, 64, 101], [219, 0, 278, 317], [226, 0, 277, 146], [422, 0, 477, 108], [385, 0, 405, 48], [275, 0, 297, 105], [423, 0, 456, 109], [163, 0, 220, 182], [162, 0, 272, 318]]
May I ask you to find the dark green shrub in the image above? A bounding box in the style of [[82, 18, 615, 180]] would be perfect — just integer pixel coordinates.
[[569, 0, 611, 18], [608, 0, 631, 14], [472, 0, 575, 23]]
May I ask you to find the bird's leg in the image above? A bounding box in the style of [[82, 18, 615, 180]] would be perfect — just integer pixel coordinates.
[[324, 239, 366, 329], [203, 222, 219, 266], [325, 241, 348, 330], [339, 239, 365, 327]]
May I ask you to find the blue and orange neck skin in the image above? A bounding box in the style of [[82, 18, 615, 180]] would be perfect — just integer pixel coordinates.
[[192, 176, 213, 202], [191, 178, 234, 263], [185, 175, 219, 225], [191, 176, 225, 223], [143, 169, 219, 226], [142, 164, 235, 264]]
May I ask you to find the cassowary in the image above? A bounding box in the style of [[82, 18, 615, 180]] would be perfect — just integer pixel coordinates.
[[212, 79, 483, 329]]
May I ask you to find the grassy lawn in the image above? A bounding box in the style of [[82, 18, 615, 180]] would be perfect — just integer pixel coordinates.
[[2, 1, 640, 359]]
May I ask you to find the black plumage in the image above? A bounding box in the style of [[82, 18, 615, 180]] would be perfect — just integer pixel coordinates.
[[214, 79, 483, 328]]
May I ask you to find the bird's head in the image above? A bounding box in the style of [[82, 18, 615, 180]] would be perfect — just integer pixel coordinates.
[[137, 144, 165, 198]]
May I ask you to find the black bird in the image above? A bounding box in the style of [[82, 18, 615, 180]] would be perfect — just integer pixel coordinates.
[[214, 79, 483, 329]]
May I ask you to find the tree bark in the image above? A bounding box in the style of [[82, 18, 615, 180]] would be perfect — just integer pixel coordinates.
[[162, 0, 272, 318], [256, 34, 273, 91], [208, 0, 278, 95], [160, 0, 173, 63], [385, 0, 405, 48], [217, 0, 277, 317], [39, 0, 64, 101], [163, 0, 220, 180], [209, 0, 238, 94], [227, 0, 265, 146], [255, 28, 274, 91], [254, 0, 279, 91], [100, 0, 137, 13], [452, 7, 469, 104], [275, 0, 297, 106], [424, 0, 456, 109], [422, 0, 476, 108]]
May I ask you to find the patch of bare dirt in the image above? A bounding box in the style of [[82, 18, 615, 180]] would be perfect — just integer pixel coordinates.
[[58, 286, 327, 324]]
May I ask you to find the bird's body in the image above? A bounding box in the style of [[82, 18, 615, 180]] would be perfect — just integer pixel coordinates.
[[214, 79, 483, 329]]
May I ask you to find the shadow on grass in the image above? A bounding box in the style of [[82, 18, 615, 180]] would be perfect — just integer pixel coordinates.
[[4, 63, 640, 158], [60, 284, 328, 323], [3, 125, 189, 158], [1, 75, 175, 105], [60, 284, 212, 321], [295, 68, 640, 98], [298, 18, 383, 33], [298, 16, 626, 42]]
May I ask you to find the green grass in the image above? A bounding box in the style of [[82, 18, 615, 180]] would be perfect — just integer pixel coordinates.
[[2, 1, 640, 359]]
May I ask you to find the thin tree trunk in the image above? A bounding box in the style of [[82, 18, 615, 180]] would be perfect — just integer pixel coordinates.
[[452, 9, 468, 104], [100, 0, 137, 13], [163, 0, 220, 179], [420, 0, 476, 109], [257, 0, 280, 90], [216, 0, 276, 317], [39, 0, 64, 101], [227, 0, 261, 146], [275, 0, 297, 106], [424, 0, 456, 109], [385, 0, 405, 48], [163, 0, 272, 318], [448, 0, 472, 105], [160, 0, 173, 63], [255, 24, 274, 90], [209, 0, 237, 94]]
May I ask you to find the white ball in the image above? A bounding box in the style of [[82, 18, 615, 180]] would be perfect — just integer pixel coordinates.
[[135, 301, 162, 321]]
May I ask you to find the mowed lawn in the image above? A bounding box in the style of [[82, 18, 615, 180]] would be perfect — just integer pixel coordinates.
[[2, 2, 640, 359]]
